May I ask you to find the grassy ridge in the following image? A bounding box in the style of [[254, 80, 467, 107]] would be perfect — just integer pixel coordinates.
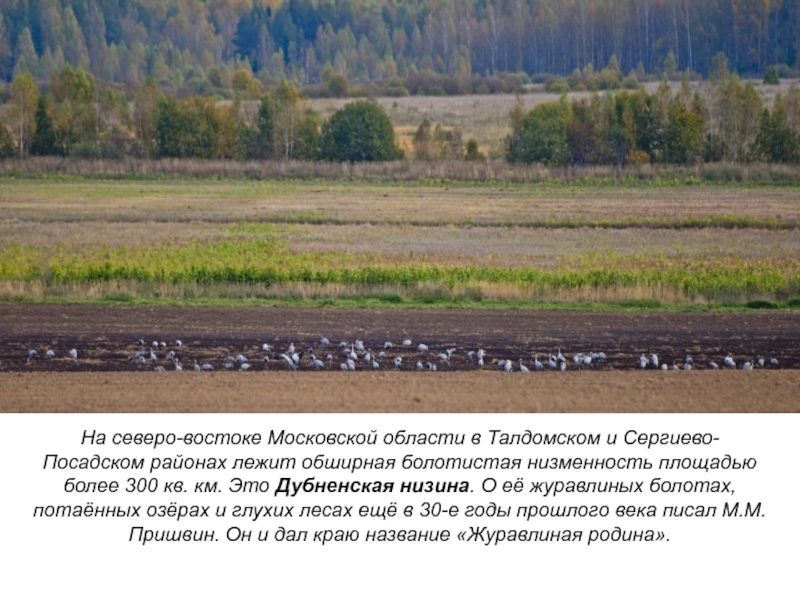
[[1, 292, 798, 312], [227, 214, 800, 230]]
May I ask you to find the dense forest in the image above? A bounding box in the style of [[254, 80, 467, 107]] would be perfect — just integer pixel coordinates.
[[0, 0, 798, 90]]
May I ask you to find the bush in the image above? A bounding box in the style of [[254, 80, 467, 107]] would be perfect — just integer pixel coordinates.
[[501, 73, 526, 93], [70, 142, 102, 159], [320, 100, 403, 162], [567, 69, 583, 90], [327, 73, 349, 98], [763, 66, 780, 85], [599, 68, 622, 89], [530, 73, 553, 84], [383, 79, 410, 97], [545, 77, 570, 94], [626, 150, 650, 165], [0, 118, 16, 158], [464, 139, 485, 162], [622, 74, 640, 89], [99, 127, 132, 160], [746, 299, 778, 309]]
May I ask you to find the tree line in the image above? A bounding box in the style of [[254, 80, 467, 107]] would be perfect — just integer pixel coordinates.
[[0, 0, 798, 92], [507, 67, 800, 166], [0, 66, 402, 162], [1, 63, 799, 165]]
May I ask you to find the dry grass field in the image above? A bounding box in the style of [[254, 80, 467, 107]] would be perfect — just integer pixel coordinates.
[[2, 178, 800, 305], [3, 179, 800, 225], [310, 80, 800, 155]]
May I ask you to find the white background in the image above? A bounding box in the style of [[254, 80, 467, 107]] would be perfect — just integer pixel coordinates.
[[0, 414, 796, 599]]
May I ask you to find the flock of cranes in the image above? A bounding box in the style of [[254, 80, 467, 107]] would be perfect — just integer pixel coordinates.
[[27, 348, 78, 362], [18, 337, 782, 373], [638, 352, 779, 371]]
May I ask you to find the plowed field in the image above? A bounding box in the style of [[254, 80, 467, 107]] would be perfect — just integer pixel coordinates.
[[1, 304, 798, 412]]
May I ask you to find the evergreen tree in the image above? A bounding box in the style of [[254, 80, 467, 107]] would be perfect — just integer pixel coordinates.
[[14, 28, 38, 76], [757, 100, 799, 163], [155, 96, 186, 158], [0, 117, 15, 158], [31, 96, 59, 155], [249, 95, 275, 159], [0, 18, 12, 81]]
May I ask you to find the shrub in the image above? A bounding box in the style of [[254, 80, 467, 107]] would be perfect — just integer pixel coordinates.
[[320, 100, 403, 162], [0, 118, 15, 158], [746, 299, 778, 309], [327, 73, 349, 98], [464, 139, 485, 162], [763, 66, 780, 85], [383, 79, 410, 97], [622, 74, 640, 89], [70, 142, 102, 159]]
